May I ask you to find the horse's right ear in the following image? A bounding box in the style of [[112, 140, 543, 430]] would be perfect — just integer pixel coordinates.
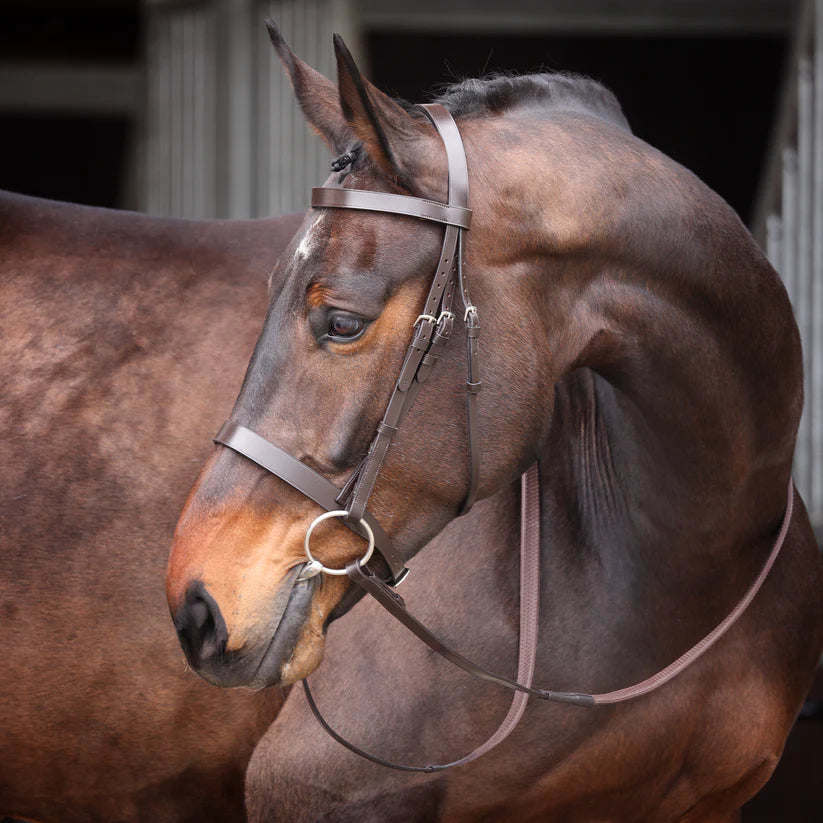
[[266, 20, 351, 153]]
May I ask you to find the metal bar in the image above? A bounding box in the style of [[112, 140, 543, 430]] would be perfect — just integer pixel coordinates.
[[226, 0, 254, 218], [274, 0, 288, 215], [0, 64, 140, 114], [782, 148, 799, 308], [811, 0, 823, 525], [194, 9, 206, 217], [752, 0, 814, 243], [797, 57, 814, 502], [170, 14, 182, 215], [766, 214, 783, 270], [183, 11, 194, 215], [293, 0, 306, 211], [358, 0, 794, 36], [257, 0, 273, 217]]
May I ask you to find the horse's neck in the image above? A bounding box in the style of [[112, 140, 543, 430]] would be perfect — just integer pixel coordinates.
[[529, 136, 800, 560]]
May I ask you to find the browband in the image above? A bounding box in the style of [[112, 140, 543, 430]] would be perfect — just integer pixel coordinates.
[[310, 188, 471, 229]]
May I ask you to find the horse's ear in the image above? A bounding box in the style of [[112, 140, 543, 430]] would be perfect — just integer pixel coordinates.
[[266, 20, 351, 153], [333, 34, 431, 189]]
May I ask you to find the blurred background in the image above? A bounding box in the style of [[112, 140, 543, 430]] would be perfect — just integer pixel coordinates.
[[0, 0, 797, 224], [0, 0, 820, 817]]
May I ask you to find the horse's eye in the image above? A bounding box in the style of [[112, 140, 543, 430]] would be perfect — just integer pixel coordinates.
[[328, 313, 365, 341]]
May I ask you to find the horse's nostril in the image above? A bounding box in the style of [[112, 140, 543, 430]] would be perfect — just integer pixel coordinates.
[[174, 581, 228, 667], [189, 598, 211, 632]]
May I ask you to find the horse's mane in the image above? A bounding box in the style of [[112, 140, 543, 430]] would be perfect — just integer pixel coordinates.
[[430, 72, 631, 132]]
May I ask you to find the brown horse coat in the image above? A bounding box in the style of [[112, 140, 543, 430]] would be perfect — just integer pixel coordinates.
[[167, 31, 823, 822], [0, 192, 300, 821]]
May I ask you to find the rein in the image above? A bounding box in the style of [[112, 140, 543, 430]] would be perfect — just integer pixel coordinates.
[[214, 103, 795, 772], [303, 473, 793, 773]]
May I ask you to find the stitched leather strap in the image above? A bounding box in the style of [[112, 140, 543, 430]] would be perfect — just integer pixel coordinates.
[[345, 219, 461, 522], [591, 476, 794, 704], [303, 465, 545, 772], [304, 475, 794, 770], [311, 188, 471, 229], [321, 103, 478, 525], [460, 286, 481, 515], [423, 103, 469, 208], [423, 104, 481, 514], [217, 107, 476, 585]]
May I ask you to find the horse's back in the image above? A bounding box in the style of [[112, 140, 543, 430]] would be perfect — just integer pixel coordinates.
[[0, 192, 302, 821]]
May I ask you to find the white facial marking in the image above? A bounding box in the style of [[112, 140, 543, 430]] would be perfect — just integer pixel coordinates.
[[295, 213, 326, 261]]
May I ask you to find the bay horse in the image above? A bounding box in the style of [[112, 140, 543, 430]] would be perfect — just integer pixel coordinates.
[[166, 26, 823, 822], [0, 191, 301, 822]]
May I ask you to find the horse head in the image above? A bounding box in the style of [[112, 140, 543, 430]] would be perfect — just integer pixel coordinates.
[[166, 26, 559, 688]]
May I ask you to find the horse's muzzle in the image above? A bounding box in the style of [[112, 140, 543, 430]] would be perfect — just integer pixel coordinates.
[[171, 567, 314, 688]]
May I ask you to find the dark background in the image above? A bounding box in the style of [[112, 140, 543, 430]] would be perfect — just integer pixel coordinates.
[[0, 4, 139, 209], [368, 32, 786, 224], [0, 4, 787, 225]]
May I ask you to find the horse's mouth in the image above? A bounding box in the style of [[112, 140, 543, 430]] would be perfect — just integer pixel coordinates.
[[247, 572, 320, 688], [187, 567, 321, 689]]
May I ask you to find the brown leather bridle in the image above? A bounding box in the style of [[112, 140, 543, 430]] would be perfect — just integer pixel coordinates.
[[213, 103, 794, 772]]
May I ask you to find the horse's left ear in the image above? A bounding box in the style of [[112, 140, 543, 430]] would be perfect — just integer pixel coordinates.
[[333, 34, 433, 190], [267, 20, 351, 153]]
